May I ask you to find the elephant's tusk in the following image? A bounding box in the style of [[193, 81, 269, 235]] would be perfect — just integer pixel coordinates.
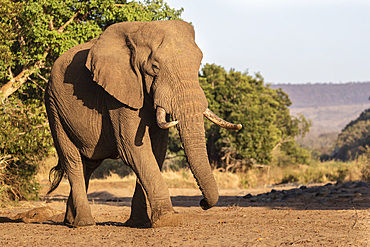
[[156, 107, 179, 129], [203, 108, 242, 130]]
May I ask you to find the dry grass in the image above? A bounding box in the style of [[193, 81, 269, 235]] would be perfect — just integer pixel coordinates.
[[91, 172, 137, 183], [236, 159, 368, 188], [37, 154, 368, 191], [240, 160, 366, 187], [212, 170, 241, 189], [36, 154, 58, 182], [37, 155, 243, 189]]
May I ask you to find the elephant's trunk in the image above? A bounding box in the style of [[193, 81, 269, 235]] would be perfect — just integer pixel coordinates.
[[175, 107, 219, 210], [154, 69, 241, 209], [156, 98, 243, 209]]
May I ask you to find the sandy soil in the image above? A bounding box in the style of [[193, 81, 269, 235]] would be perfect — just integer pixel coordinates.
[[0, 180, 369, 246]]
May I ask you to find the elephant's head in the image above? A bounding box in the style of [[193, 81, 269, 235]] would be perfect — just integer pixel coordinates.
[[85, 20, 241, 210]]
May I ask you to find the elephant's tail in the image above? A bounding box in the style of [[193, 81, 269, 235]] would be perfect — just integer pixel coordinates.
[[47, 160, 64, 195]]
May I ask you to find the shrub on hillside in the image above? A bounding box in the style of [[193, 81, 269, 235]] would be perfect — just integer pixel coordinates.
[[333, 108, 370, 160]]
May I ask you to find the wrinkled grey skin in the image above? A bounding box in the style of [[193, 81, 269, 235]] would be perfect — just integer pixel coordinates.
[[45, 20, 219, 228]]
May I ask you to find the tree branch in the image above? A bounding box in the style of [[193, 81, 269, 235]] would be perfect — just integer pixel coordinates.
[[273, 135, 294, 151], [48, 18, 55, 31], [37, 73, 48, 83], [0, 50, 48, 103], [57, 11, 79, 33], [28, 77, 45, 92], [8, 67, 14, 80]]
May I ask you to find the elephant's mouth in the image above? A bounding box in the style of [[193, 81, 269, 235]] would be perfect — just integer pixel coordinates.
[[156, 106, 242, 130]]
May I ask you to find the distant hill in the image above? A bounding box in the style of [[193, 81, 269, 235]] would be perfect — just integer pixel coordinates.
[[270, 82, 370, 135], [270, 82, 370, 108]]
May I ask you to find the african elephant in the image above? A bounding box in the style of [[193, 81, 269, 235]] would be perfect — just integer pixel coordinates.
[[45, 20, 241, 228]]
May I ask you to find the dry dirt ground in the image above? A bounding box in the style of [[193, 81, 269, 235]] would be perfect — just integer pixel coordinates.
[[0, 180, 369, 246]]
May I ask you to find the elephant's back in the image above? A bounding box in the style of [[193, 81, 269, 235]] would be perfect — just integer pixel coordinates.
[[48, 40, 97, 92], [46, 40, 115, 159]]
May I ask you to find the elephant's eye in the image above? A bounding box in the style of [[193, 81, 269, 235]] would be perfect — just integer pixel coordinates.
[[152, 64, 160, 74]]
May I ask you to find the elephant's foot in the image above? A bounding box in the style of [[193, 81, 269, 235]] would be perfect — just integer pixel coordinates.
[[123, 217, 151, 228], [151, 211, 182, 228], [64, 213, 95, 227]]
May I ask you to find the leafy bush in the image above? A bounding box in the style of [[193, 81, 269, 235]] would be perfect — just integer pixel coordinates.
[[282, 161, 363, 184], [333, 108, 370, 160], [358, 146, 370, 181], [0, 97, 53, 202], [91, 159, 132, 179], [199, 64, 310, 169]]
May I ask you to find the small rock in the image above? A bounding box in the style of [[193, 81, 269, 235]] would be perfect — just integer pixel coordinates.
[[305, 187, 319, 193], [300, 185, 307, 190], [354, 181, 368, 188], [338, 194, 353, 198], [330, 190, 340, 195], [339, 182, 352, 189], [324, 183, 333, 187], [281, 193, 296, 201], [315, 192, 327, 197], [243, 193, 253, 199], [335, 180, 343, 186]]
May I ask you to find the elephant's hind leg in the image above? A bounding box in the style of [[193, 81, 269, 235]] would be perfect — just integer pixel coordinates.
[[124, 179, 151, 228], [59, 146, 95, 227], [64, 158, 101, 226], [45, 96, 95, 227]]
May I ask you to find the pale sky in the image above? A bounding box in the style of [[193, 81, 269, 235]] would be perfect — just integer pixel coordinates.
[[164, 0, 370, 84]]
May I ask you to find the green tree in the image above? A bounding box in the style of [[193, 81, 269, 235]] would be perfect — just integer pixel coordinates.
[[199, 64, 310, 170], [0, 0, 183, 101], [0, 0, 183, 202], [334, 108, 370, 160]]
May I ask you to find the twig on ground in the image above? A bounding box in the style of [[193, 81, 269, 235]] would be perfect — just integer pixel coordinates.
[[351, 207, 358, 229]]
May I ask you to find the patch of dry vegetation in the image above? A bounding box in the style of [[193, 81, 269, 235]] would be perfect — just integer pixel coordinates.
[[37, 152, 369, 192], [36, 154, 58, 182]]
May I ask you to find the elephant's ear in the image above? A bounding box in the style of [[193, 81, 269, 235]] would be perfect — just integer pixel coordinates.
[[85, 24, 143, 109]]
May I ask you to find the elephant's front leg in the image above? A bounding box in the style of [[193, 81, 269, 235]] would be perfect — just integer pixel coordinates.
[[135, 161, 180, 227], [118, 122, 180, 227], [125, 126, 170, 228], [123, 149, 180, 227]]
